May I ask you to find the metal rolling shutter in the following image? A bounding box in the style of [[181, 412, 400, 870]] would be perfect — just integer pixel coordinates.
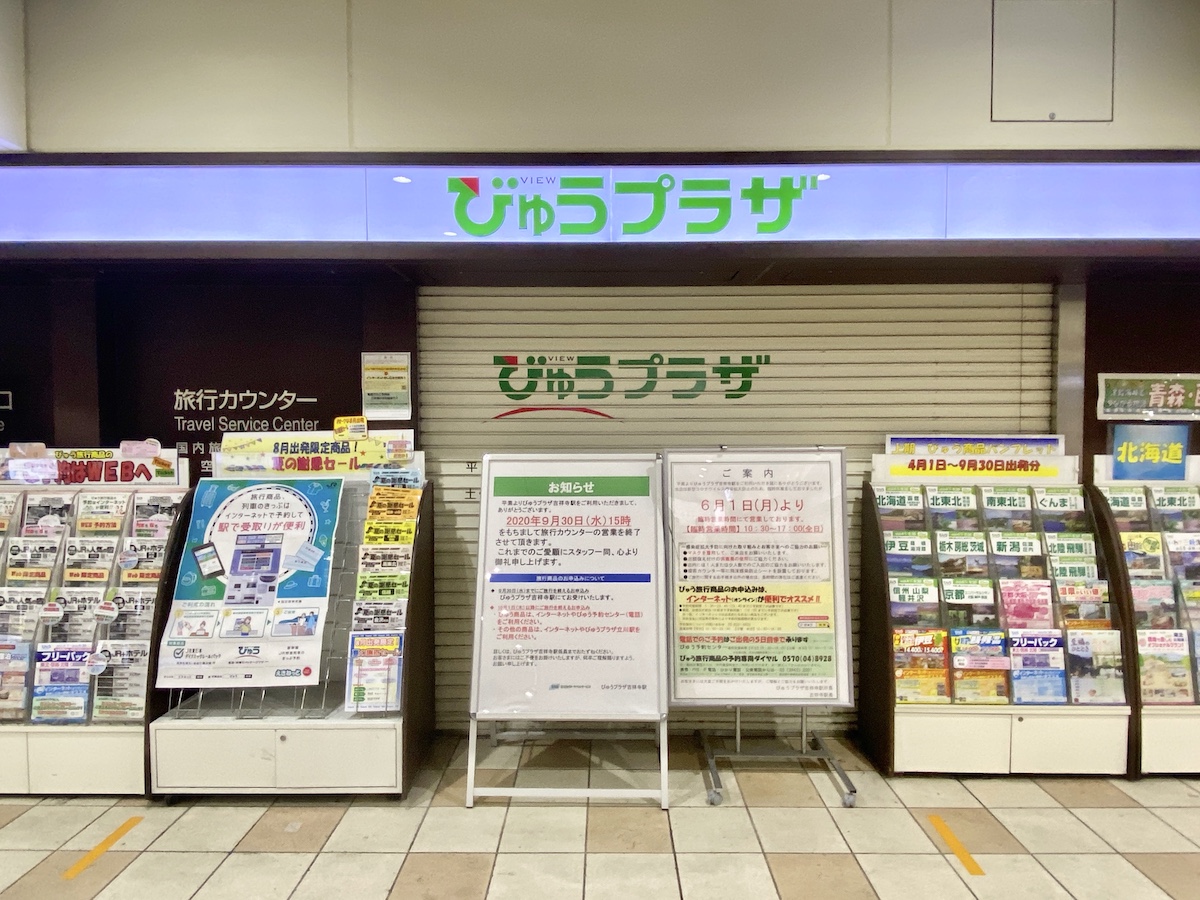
[[418, 285, 1055, 733]]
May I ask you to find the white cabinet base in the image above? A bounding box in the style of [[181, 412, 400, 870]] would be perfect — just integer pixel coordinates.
[[894, 706, 1129, 775], [1142, 707, 1200, 774], [0, 725, 145, 794], [150, 709, 404, 794]]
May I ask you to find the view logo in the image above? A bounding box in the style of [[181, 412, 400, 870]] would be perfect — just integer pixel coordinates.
[[448, 175, 605, 237]]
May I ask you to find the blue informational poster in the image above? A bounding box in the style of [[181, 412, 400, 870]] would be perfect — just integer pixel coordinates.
[[1112, 423, 1191, 481], [158, 478, 343, 689]]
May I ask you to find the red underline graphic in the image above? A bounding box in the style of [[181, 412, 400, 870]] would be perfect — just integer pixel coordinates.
[[493, 406, 614, 419]]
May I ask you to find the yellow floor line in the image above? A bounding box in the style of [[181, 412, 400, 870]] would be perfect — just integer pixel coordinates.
[[62, 816, 144, 881], [927, 814, 985, 876]]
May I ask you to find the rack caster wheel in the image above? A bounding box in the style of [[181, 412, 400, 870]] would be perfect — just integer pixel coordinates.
[[707, 789, 723, 806], [842, 793, 856, 808]]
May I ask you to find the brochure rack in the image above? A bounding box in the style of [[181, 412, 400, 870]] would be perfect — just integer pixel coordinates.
[[859, 466, 1134, 777], [1090, 458, 1200, 775], [664, 449, 857, 808], [0, 451, 187, 794], [148, 480, 434, 797]]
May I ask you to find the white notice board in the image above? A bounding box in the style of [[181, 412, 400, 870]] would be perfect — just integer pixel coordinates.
[[665, 448, 854, 707], [471, 453, 667, 721]]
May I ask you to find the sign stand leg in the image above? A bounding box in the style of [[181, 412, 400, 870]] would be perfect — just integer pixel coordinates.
[[697, 707, 857, 808], [465, 717, 479, 809], [658, 717, 670, 810]]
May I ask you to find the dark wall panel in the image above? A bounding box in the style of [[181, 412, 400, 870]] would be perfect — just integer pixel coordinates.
[[96, 272, 416, 483], [1084, 278, 1200, 481], [0, 283, 57, 443]]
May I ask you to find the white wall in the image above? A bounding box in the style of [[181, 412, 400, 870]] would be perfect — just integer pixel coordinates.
[[0, 0, 25, 150], [21, 0, 1200, 152]]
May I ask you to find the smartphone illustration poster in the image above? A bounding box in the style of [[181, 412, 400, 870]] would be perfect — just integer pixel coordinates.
[[157, 478, 343, 688]]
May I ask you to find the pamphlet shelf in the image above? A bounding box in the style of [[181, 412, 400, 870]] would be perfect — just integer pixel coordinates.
[[1089, 469, 1200, 775], [0, 454, 189, 795], [858, 477, 1135, 777], [148, 483, 435, 797]]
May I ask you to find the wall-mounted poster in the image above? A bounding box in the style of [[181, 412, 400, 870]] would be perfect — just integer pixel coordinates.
[[156, 478, 342, 688]]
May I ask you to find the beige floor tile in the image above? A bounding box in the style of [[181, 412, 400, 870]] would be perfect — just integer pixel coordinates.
[[749, 807, 849, 853], [590, 739, 663, 771], [433, 768, 515, 807], [39, 796, 120, 807], [667, 734, 705, 770], [811, 735, 875, 772], [587, 767, 665, 801], [410, 806, 506, 853], [449, 741, 523, 771], [0, 848, 137, 900], [62, 806, 186, 852], [1125, 853, 1200, 900], [991, 808, 1112, 854], [0, 804, 108, 850], [0, 850, 50, 893], [323, 805, 428, 853], [234, 805, 345, 852], [829, 807, 937, 854], [0, 806, 35, 828], [961, 778, 1060, 808], [148, 805, 268, 852], [768, 853, 875, 899], [944, 853, 1071, 899], [1036, 778, 1143, 808], [520, 740, 593, 769], [857, 853, 973, 900], [1071, 808, 1199, 853], [668, 769, 743, 807], [512, 767, 590, 794], [1113, 778, 1200, 808], [94, 850, 226, 900], [737, 771, 823, 807], [1037, 853, 1172, 900], [1149, 807, 1200, 844], [669, 807, 761, 853], [423, 734, 463, 770], [193, 851, 314, 900], [676, 852, 778, 900], [290, 852, 405, 900], [388, 852, 494, 900], [912, 807, 1027, 855], [487, 853, 583, 900], [887, 777, 981, 809], [586, 807, 672, 853], [584, 853, 679, 899], [0, 798, 37, 806], [499, 806, 587, 852], [814, 770, 901, 809], [394, 766, 441, 808]]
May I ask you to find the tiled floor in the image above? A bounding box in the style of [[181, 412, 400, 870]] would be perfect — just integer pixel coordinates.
[[1, 734, 1199, 898]]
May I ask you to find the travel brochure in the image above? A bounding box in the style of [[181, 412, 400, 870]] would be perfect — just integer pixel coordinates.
[[0, 477, 182, 725]]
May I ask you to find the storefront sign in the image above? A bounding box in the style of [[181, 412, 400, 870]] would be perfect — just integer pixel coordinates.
[[1112, 423, 1190, 481], [5, 163, 1200, 244], [492, 352, 771, 416], [157, 477, 343, 688], [1099, 374, 1200, 421], [665, 448, 853, 706], [471, 454, 665, 721]]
